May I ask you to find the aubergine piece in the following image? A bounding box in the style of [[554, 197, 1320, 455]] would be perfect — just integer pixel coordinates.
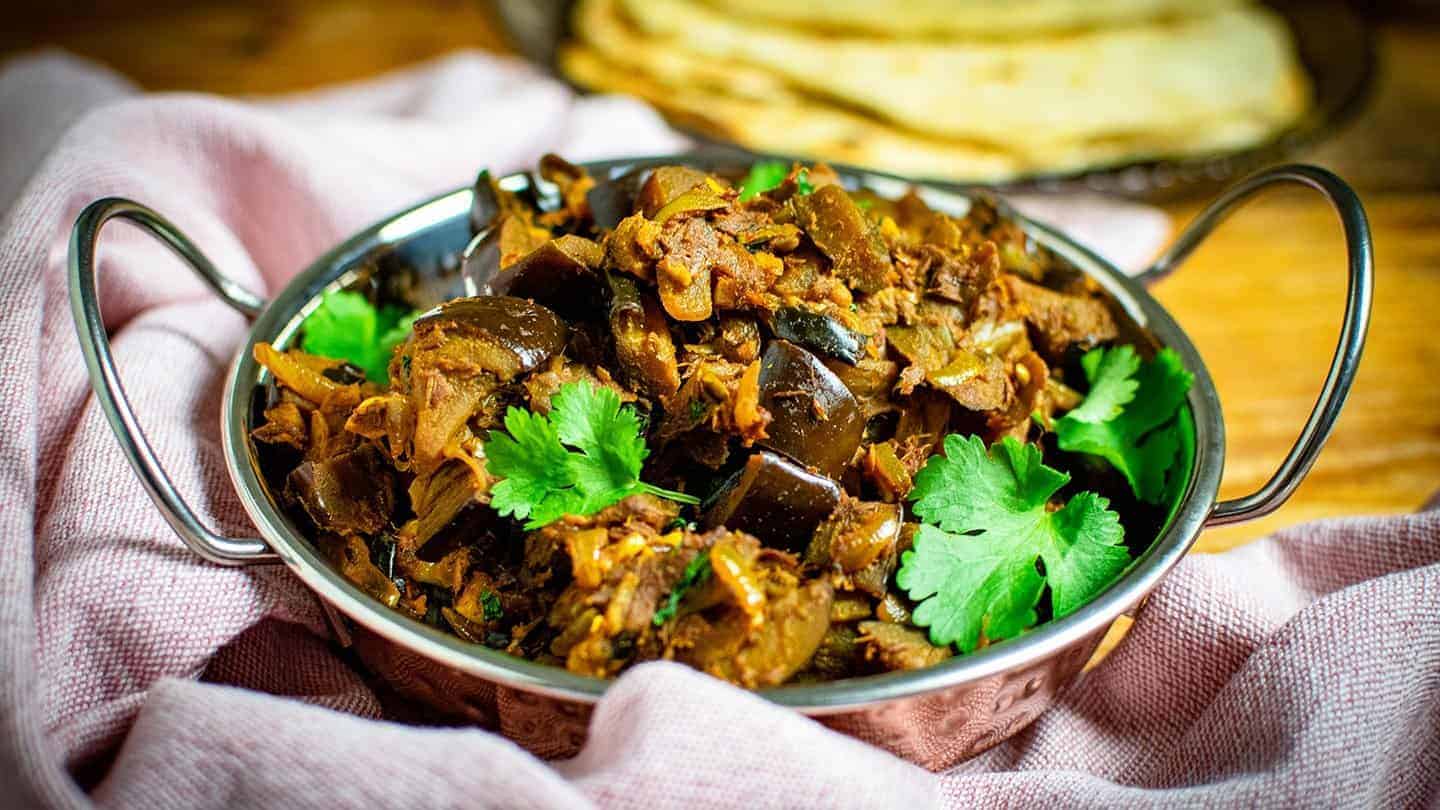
[[406, 459, 493, 561], [1004, 275, 1119, 361], [286, 444, 396, 536], [607, 272, 680, 398], [537, 154, 595, 226], [926, 241, 998, 311], [702, 450, 842, 551], [461, 214, 553, 295], [675, 576, 834, 688], [718, 315, 761, 364], [468, 235, 604, 317], [857, 621, 953, 671], [765, 307, 865, 365], [804, 498, 902, 574], [824, 357, 899, 419], [636, 165, 712, 219], [587, 166, 651, 229], [469, 169, 502, 235], [756, 340, 865, 479], [928, 348, 1008, 412], [411, 296, 567, 382], [791, 184, 896, 293], [403, 297, 566, 472]]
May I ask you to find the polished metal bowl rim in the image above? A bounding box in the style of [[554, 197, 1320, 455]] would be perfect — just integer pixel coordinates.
[[68, 157, 1373, 714]]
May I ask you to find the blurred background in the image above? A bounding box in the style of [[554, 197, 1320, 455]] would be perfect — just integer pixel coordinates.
[[2, 0, 1438, 550], [3, 0, 1437, 193]]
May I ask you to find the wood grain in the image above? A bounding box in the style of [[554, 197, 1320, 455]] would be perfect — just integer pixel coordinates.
[[0, 0, 508, 95], [3, 4, 1436, 550], [1158, 188, 1440, 552]]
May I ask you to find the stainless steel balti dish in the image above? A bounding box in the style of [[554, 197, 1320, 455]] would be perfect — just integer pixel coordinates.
[[69, 158, 1372, 770]]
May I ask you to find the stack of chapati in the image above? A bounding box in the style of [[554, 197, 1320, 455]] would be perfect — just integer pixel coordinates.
[[560, 0, 1311, 182]]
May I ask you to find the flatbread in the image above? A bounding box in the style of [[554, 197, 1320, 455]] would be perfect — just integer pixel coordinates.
[[561, 44, 1028, 181], [691, 0, 1247, 38], [563, 0, 1306, 181], [616, 0, 1309, 155]]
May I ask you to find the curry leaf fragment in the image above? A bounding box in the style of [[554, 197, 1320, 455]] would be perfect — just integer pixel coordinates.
[[483, 381, 699, 530], [1055, 346, 1194, 504], [653, 550, 712, 626], [480, 590, 504, 621], [898, 435, 1129, 652]]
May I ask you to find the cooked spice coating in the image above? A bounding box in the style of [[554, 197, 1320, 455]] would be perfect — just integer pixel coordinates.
[[251, 156, 1150, 687]]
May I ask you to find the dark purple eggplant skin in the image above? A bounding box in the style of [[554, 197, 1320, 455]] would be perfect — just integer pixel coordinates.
[[587, 167, 652, 230], [636, 166, 711, 219], [414, 295, 567, 377], [702, 451, 843, 552], [765, 307, 865, 365], [791, 184, 895, 293], [469, 235, 604, 316], [757, 340, 866, 480], [605, 271, 682, 400], [469, 169, 501, 235], [286, 444, 395, 536]]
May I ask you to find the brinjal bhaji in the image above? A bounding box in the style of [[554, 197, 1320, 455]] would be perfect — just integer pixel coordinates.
[[251, 156, 1194, 688]]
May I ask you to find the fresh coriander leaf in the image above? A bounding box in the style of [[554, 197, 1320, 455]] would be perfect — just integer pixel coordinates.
[[900, 524, 1044, 652], [377, 305, 416, 354], [481, 381, 697, 530], [1055, 348, 1194, 503], [550, 382, 696, 506], [484, 407, 575, 524], [653, 550, 712, 626], [737, 161, 789, 202], [1065, 345, 1140, 424], [1030, 410, 1052, 432], [1160, 408, 1196, 526], [900, 435, 1128, 652], [795, 168, 815, 195], [302, 291, 376, 373], [909, 434, 1067, 534], [480, 590, 504, 621], [552, 381, 648, 496], [524, 488, 588, 530], [1042, 490, 1129, 615], [301, 290, 415, 385]]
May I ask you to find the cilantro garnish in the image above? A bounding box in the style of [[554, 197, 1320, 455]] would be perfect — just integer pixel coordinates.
[[737, 161, 788, 202], [1055, 346, 1194, 504], [653, 550, 712, 626], [795, 168, 815, 195], [897, 435, 1129, 653], [480, 589, 504, 621], [1063, 345, 1140, 424], [483, 381, 699, 529], [301, 290, 415, 385]]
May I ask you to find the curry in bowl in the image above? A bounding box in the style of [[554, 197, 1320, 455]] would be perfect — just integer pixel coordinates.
[[250, 156, 1193, 688]]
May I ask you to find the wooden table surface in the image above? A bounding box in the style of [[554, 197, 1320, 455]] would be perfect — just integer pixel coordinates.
[[5, 2, 1439, 558]]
